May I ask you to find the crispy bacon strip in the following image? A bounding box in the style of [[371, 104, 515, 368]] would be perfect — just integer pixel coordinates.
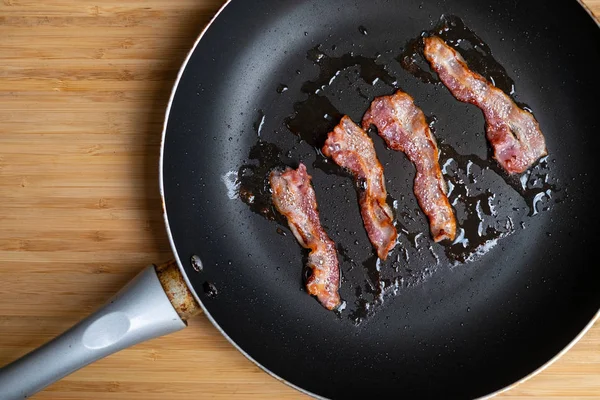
[[423, 36, 548, 174], [322, 116, 397, 260], [269, 164, 341, 310], [362, 91, 457, 242]]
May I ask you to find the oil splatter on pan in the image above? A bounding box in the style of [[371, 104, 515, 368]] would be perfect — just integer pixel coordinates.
[[162, 1, 600, 398]]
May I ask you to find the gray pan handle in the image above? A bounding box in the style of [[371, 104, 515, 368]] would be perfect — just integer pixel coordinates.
[[0, 261, 201, 400]]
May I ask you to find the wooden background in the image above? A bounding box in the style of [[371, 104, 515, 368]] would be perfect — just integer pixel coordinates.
[[0, 1, 599, 398]]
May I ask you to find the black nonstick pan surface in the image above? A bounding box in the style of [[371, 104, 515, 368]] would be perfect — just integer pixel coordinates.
[[161, 0, 600, 398]]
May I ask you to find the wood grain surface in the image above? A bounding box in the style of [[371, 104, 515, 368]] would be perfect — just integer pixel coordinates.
[[0, 1, 599, 398]]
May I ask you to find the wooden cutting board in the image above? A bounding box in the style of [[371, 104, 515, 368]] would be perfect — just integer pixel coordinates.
[[0, 1, 599, 398]]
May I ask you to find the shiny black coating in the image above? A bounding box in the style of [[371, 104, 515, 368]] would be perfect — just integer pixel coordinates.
[[162, 1, 600, 398]]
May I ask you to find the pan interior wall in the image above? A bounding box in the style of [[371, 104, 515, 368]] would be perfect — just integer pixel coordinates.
[[162, 0, 600, 398]]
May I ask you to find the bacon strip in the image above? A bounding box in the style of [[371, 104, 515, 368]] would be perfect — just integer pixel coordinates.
[[423, 36, 548, 174], [269, 164, 341, 310], [362, 91, 457, 242], [322, 116, 397, 260]]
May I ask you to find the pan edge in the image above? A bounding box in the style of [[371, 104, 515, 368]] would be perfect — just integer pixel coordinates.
[[158, 1, 600, 399], [577, 0, 600, 26], [158, 1, 326, 399], [481, 5, 600, 397], [478, 309, 600, 400]]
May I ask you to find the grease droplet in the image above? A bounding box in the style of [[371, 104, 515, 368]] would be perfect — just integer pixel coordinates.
[[203, 281, 218, 298], [276, 84, 289, 94], [191, 255, 203, 272]]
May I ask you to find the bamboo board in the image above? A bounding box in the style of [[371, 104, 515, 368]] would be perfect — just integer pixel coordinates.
[[1, 1, 599, 398]]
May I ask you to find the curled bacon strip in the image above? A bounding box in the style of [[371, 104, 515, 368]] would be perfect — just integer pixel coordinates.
[[423, 36, 548, 174], [269, 164, 341, 310], [322, 116, 397, 260], [362, 91, 457, 242]]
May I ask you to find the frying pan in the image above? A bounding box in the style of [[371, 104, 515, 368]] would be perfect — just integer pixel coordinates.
[[0, 0, 599, 399]]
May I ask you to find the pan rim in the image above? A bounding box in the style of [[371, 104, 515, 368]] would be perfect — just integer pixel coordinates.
[[478, 308, 600, 399], [157, 1, 325, 399], [577, 0, 600, 25], [158, 1, 600, 399]]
